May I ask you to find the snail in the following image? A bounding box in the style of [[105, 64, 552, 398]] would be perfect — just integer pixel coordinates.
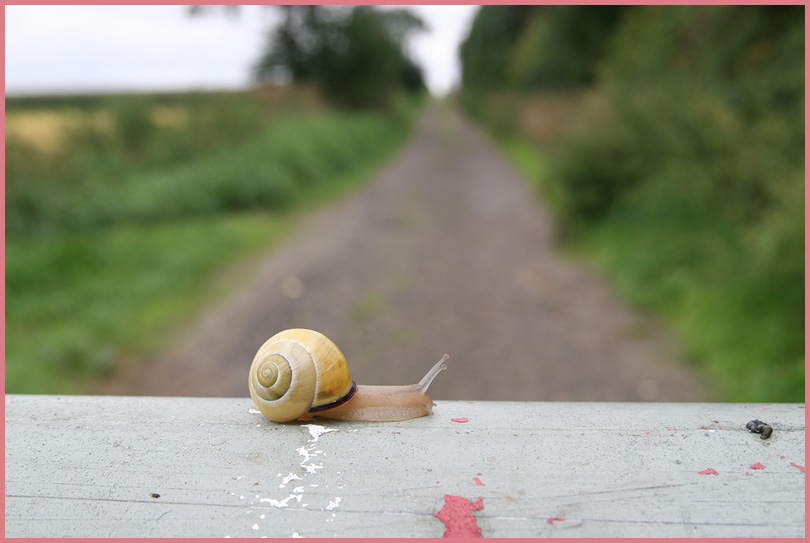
[[249, 329, 448, 423]]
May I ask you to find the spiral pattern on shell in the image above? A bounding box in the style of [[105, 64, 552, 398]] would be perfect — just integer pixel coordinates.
[[249, 329, 354, 422]]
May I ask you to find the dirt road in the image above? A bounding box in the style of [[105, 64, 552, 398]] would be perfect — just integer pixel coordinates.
[[102, 104, 706, 402]]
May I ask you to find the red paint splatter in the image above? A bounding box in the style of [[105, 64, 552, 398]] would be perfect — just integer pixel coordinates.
[[781, 455, 786, 459], [712, 420, 719, 424], [790, 462, 805, 473], [799, 405, 804, 409], [546, 517, 566, 524], [699, 468, 719, 476], [745, 472, 751, 476], [666, 428, 677, 431], [700, 426, 707, 429], [434, 494, 484, 538], [451, 418, 469, 423], [473, 477, 485, 486], [749, 462, 765, 470]]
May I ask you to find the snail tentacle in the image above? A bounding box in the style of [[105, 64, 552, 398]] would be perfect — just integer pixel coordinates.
[[418, 355, 449, 394]]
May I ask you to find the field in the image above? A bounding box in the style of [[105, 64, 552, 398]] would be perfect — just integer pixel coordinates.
[[5, 88, 420, 393]]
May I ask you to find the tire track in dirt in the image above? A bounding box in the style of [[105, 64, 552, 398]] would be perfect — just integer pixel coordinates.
[[101, 104, 706, 402]]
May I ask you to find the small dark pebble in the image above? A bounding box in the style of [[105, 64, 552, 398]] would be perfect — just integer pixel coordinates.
[[151, 493, 161, 499], [746, 419, 773, 440]]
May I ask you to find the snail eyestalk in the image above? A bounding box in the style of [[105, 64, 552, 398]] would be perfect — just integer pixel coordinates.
[[418, 355, 448, 394]]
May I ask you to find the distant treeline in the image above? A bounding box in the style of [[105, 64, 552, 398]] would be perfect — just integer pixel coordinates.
[[460, 5, 804, 402]]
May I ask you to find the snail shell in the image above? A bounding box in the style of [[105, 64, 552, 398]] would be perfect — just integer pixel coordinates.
[[248, 329, 355, 422]]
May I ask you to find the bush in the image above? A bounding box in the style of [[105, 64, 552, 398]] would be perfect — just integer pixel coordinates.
[[544, 5, 804, 401]]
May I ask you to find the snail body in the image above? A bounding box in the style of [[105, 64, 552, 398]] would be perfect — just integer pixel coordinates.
[[249, 328, 448, 423]]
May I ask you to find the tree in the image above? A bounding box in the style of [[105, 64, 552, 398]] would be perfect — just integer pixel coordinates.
[[459, 5, 535, 91], [460, 5, 627, 92], [254, 6, 426, 109]]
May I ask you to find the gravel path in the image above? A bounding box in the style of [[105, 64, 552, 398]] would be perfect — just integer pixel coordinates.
[[101, 104, 706, 402]]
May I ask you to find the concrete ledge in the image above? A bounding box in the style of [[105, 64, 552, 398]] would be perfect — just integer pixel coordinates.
[[5, 395, 805, 538]]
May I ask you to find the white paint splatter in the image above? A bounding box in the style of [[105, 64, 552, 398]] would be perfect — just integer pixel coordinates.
[[252, 523, 259, 531], [280, 473, 303, 488], [261, 498, 288, 508], [296, 445, 315, 463], [302, 424, 338, 442], [260, 494, 303, 508], [248, 408, 261, 415], [297, 445, 325, 474], [246, 424, 339, 520], [292, 532, 302, 538], [259, 497, 286, 508], [301, 463, 323, 474]]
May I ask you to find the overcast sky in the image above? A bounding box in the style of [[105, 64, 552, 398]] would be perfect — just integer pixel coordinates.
[[4, 5, 479, 97]]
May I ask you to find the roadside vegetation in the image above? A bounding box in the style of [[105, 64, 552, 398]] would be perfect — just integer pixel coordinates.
[[6, 5, 428, 394], [6, 89, 421, 394], [459, 5, 804, 402]]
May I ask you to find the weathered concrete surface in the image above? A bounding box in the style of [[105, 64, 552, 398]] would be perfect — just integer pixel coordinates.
[[6, 395, 804, 538]]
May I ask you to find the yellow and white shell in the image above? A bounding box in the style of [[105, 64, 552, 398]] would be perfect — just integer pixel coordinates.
[[248, 329, 355, 422]]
